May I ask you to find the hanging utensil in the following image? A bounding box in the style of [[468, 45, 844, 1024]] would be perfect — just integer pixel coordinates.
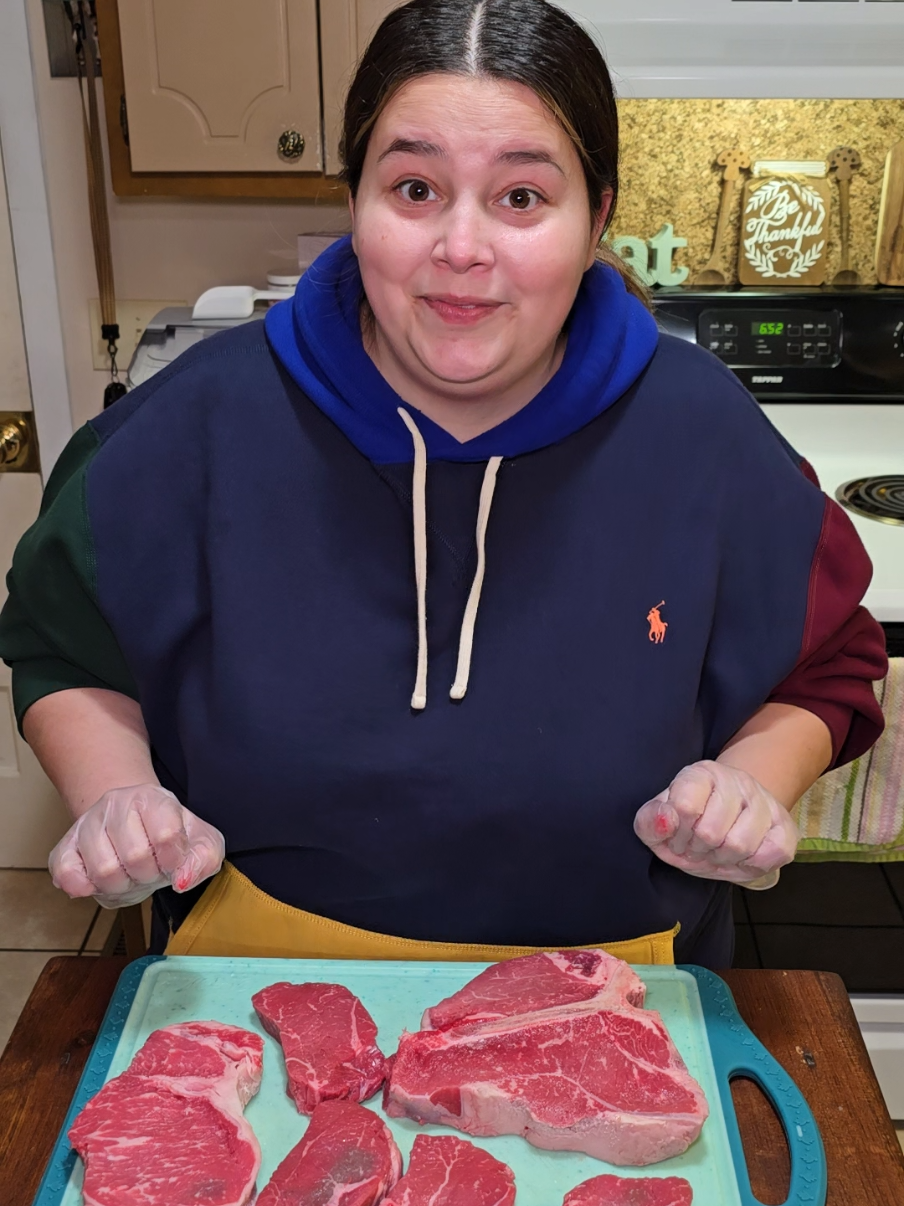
[[828, 147, 863, 287], [694, 150, 751, 287], [876, 141, 904, 287]]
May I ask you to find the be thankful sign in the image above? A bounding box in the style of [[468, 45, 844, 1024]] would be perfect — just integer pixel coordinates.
[[738, 175, 831, 286]]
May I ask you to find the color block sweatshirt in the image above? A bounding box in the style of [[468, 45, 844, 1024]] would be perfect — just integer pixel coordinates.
[[0, 238, 887, 964]]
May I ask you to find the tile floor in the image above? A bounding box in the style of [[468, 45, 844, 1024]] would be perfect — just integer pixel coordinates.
[[0, 868, 118, 1051]]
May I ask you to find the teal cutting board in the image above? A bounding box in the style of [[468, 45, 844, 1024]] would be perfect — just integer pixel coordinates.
[[33, 957, 826, 1206]]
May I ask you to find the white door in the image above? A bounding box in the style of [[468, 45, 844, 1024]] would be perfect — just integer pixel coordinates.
[[0, 138, 70, 867]]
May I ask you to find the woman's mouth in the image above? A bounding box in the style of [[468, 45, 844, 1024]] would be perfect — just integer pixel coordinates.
[[422, 295, 502, 325]]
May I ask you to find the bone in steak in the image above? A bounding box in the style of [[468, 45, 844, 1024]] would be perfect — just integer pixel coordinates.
[[256, 1100, 402, 1206], [252, 981, 387, 1114], [423, 950, 645, 1031], [563, 1174, 693, 1206], [385, 999, 708, 1166], [383, 1134, 516, 1206], [68, 1022, 263, 1206]]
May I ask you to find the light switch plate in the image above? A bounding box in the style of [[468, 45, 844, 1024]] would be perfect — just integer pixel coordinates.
[[89, 300, 186, 372]]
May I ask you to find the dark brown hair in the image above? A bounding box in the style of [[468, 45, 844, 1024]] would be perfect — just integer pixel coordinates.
[[340, 0, 649, 306]]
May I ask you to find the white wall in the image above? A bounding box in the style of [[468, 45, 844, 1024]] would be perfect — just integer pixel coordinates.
[[562, 0, 904, 98]]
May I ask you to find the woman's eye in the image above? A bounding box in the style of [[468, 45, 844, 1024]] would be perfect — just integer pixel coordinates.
[[396, 179, 437, 203], [500, 188, 541, 212]]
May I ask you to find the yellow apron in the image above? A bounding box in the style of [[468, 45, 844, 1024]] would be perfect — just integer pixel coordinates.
[[165, 861, 678, 964]]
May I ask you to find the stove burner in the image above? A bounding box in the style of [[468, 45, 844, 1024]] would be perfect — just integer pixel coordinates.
[[836, 476, 904, 526]]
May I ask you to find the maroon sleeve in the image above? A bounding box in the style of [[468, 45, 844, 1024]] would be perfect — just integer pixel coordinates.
[[767, 461, 888, 768]]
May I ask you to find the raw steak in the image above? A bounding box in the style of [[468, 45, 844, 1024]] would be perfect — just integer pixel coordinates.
[[385, 999, 708, 1166], [253, 981, 388, 1114], [256, 1100, 402, 1206], [69, 1022, 263, 1206], [423, 950, 645, 1031], [384, 1135, 515, 1206], [128, 1020, 264, 1107], [564, 1174, 693, 1205]]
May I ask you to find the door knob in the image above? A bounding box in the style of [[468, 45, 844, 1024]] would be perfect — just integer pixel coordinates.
[[0, 413, 39, 473], [277, 130, 305, 161]]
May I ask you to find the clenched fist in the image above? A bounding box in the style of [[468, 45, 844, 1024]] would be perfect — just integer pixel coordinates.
[[49, 784, 225, 909], [634, 761, 799, 889]]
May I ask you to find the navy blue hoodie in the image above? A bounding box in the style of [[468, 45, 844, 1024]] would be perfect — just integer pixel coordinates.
[[0, 237, 886, 964]]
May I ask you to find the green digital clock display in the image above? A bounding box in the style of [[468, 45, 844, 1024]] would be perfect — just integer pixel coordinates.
[[752, 322, 785, 337]]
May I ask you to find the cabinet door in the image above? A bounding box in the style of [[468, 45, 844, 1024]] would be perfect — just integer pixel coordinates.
[[117, 0, 322, 172], [320, 1, 407, 177]]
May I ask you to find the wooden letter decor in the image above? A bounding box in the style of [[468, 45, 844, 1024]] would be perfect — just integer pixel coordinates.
[[738, 176, 832, 286]]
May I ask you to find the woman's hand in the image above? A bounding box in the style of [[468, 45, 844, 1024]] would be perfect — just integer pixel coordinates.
[[633, 761, 799, 889], [48, 784, 225, 909]]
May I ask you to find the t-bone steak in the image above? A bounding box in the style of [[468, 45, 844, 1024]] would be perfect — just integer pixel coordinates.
[[255, 1100, 402, 1205], [68, 1021, 263, 1206], [423, 950, 646, 1031], [252, 981, 388, 1114], [385, 999, 708, 1166], [563, 1174, 693, 1205], [383, 1134, 516, 1206]]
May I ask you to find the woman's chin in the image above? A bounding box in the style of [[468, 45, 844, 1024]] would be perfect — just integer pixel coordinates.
[[413, 345, 508, 390]]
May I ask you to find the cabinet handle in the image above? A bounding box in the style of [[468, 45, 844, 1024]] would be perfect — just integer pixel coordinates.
[[277, 130, 306, 161]]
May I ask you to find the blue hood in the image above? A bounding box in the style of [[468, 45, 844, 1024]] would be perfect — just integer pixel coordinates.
[[265, 235, 658, 463]]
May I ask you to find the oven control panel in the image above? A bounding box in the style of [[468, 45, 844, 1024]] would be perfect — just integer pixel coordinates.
[[699, 308, 842, 369]]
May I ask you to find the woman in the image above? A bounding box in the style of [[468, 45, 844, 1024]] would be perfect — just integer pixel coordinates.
[[0, 0, 886, 968]]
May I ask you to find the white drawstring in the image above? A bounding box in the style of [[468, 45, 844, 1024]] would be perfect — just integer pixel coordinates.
[[397, 409, 429, 710], [450, 454, 502, 700], [397, 408, 502, 710]]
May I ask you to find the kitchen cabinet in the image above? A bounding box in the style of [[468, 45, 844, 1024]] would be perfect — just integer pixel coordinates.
[[96, 0, 405, 197], [116, 0, 322, 173], [319, 1, 406, 176]]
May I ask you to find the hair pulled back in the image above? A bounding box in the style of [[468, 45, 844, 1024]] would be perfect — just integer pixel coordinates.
[[341, 0, 648, 305]]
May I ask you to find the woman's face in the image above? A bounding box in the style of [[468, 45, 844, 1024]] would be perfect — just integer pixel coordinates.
[[350, 74, 610, 409]]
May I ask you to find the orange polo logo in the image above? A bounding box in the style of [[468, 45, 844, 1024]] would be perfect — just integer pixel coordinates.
[[647, 600, 668, 644]]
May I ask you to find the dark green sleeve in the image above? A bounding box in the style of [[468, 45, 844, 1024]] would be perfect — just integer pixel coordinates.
[[0, 423, 139, 730]]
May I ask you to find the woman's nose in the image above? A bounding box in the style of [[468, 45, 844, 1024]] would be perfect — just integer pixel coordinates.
[[432, 200, 494, 273]]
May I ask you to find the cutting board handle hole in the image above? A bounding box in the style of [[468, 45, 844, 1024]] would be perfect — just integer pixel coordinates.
[[730, 1074, 791, 1206]]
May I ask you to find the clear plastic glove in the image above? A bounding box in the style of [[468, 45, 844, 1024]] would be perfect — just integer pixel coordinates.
[[48, 784, 225, 909], [633, 760, 799, 890]]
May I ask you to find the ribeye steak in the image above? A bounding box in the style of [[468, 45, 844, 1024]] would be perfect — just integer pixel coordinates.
[[423, 950, 645, 1031], [256, 1100, 402, 1206], [68, 1022, 263, 1206], [383, 1135, 516, 1206], [253, 981, 387, 1114], [385, 999, 708, 1166], [563, 1174, 693, 1205]]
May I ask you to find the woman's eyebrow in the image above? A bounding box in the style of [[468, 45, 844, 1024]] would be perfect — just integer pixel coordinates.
[[496, 149, 565, 176], [377, 138, 446, 162]]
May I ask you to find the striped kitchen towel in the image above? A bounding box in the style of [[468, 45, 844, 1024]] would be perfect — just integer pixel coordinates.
[[793, 658, 904, 862]]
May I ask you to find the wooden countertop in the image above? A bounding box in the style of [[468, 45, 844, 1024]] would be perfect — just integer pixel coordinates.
[[1, 959, 903, 1204]]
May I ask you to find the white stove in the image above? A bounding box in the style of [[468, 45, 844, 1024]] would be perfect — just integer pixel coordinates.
[[654, 288, 904, 646], [760, 404, 904, 625]]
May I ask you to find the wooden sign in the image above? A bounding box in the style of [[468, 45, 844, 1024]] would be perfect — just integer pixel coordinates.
[[738, 176, 831, 286], [609, 224, 689, 287]]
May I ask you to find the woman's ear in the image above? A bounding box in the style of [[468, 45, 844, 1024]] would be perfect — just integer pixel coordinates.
[[348, 193, 357, 255], [586, 190, 614, 270]]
